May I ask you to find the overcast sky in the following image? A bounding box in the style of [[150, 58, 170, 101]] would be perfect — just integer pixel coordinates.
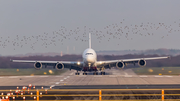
[[0, 0, 180, 56]]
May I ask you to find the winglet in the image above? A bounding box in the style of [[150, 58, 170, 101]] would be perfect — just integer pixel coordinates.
[[89, 33, 91, 48]]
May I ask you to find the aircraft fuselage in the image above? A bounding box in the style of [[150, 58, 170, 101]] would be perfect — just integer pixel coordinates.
[[82, 48, 97, 71]]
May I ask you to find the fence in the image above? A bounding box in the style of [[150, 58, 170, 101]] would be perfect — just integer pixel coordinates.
[[0, 89, 180, 101]]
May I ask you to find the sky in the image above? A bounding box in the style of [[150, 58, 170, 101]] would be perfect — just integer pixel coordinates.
[[0, 0, 180, 56]]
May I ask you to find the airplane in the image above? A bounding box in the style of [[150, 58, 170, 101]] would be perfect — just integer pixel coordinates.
[[11, 33, 170, 75]]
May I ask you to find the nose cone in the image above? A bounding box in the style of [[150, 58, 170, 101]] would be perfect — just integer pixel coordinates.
[[86, 56, 95, 63]]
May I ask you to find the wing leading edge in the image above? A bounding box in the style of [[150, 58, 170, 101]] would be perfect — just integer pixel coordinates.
[[97, 56, 170, 68], [11, 59, 83, 70]]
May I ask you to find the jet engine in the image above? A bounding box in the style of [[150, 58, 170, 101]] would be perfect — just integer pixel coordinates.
[[138, 59, 146, 67], [116, 61, 124, 69], [56, 63, 64, 70], [34, 62, 42, 70]]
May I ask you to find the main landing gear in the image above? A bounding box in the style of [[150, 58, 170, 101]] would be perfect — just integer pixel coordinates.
[[75, 72, 80, 75], [92, 72, 105, 75], [83, 72, 87, 75], [101, 72, 105, 75], [75, 71, 80, 75], [75, 71, 105, 75]]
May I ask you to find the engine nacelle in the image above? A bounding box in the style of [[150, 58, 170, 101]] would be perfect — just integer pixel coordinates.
[[34, 62, 42, 70], [116, 61, 124, 69], [56, 63, 64, 70], [138, 59, 146, 67]]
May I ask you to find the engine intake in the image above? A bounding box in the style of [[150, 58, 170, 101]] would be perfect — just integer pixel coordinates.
[[56, 63, 64, 70], [138, 60, 146, 67], [116, 61, 124, 69], [34, 62, 42, 70]]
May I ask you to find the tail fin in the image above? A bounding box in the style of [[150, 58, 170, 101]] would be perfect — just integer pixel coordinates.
[[89, 33, 91, 48]]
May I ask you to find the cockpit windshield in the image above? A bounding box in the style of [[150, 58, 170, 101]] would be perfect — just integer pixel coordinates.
[[86, 53, 93, 55]]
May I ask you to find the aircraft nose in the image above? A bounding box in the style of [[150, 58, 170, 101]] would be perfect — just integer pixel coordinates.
[[86, 56, 95, 63]]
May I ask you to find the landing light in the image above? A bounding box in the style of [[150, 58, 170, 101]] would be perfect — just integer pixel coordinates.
[[100, 61, 102, 64], [77, 62, 80, 65]]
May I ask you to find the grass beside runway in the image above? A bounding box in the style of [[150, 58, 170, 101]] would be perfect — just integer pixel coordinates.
[[132, 67, 180, 75], [0, 68, 68, 76]]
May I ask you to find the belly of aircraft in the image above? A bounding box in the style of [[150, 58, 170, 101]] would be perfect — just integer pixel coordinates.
[[83, 67, 97, 71]]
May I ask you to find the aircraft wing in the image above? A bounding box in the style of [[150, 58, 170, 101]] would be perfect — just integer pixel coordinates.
[[11, 59, 83, 70], [96, 56, 170, 68]]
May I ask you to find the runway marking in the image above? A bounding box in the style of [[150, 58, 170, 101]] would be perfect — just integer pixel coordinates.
[[55, 76, 63, 77], [50, 85, 55, 88], [113, 73, 120, 75], [64, 78, 67, 79], [165, 76, 173, 77], [124, 72, 128, 76], [124, 75, 132, 77], [109, 75, 117, 77], [69, 73, 73, 75], [39, 76, 49, 77], [139, 76, 148, 77], [55, 82, 59, 84], [94, 76, 102, 77], [24, 76, 33, 77], [8, 76, 19, 78], [79, 75, 87, 77], [67, 76, 70, 78], [154, 76, 163, 77], [0, 77, 4, 78], [60, 80, 64, 82]]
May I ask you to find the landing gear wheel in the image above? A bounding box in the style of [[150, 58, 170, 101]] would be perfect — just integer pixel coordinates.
[[101, 72, 105, 75], [83, 73, 87, 75], [75, 73, 80, 75]]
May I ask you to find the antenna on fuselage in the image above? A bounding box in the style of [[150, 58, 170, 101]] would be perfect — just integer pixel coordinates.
[[89, 33, 91, 49]]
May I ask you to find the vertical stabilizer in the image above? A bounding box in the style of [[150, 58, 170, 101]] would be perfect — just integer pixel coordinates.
[[89, 33, 91, 48]]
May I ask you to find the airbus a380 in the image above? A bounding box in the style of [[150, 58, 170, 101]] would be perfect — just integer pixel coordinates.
[[11, 33, 170, 75]]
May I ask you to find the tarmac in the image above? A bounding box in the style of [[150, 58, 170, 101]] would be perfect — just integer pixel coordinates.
[[1, 68, 180, 100], [1, 68, 180, 89]]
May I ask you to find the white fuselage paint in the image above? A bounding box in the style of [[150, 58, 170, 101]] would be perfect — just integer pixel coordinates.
[[82, 48, 97, 68]]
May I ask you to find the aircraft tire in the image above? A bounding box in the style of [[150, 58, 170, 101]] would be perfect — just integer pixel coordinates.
[[75, 73, 80, 75], [101, 72, 105, 75]]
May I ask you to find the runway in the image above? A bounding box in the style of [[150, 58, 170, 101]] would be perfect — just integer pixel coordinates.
[[1, 69, 180, 100], [1, 68, 180, 88]]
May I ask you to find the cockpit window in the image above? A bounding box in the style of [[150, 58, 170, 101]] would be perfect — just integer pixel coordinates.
[[86, 53, 93, 55]]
